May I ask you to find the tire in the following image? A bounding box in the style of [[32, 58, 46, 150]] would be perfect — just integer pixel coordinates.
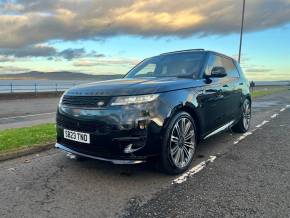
[[232, 98, 251, 133], [159, 111, 197, 175]]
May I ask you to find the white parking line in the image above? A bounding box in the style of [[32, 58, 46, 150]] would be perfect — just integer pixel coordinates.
[[256, 120, 269, 128], [172, 156, 216, 184], [172, 104, 289, 185], [0, 112, 56, 121], [235, 105, 288, 144], [233, 131, 253, 145], [271, 113, 279, 119]]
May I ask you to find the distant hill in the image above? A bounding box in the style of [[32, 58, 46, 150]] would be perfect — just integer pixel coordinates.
[[0, 71, 124, 80]]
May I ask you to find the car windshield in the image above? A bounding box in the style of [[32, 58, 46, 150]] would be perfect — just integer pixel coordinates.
[[125, 52, 205, 79]]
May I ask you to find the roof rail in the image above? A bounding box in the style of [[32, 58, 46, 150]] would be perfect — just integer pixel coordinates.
[[160, 49, 205, 55], [207, 50, 233, 60]]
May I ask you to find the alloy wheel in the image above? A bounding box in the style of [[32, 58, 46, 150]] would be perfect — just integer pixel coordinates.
[[169, 117, 196, 168], [243, 100, 251, 130]]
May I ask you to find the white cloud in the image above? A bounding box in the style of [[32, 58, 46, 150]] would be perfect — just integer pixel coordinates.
[[0, 45, 104, 60], [0, 65, 29, 73], [0, 0, 289, 48], [73, 59, 140, 67], [0, 55, 15, 62]]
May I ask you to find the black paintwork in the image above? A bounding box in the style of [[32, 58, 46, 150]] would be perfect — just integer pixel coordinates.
[[56, 50, 251, 162], [65, 77, 204, 96]]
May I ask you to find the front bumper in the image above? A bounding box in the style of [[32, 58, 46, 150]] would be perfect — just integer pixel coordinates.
[[55, 143, 146, 164], [56, 100, 167, 161]]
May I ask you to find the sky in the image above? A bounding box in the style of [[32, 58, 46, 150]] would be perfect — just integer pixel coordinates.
[[0, 0, 289, 81]]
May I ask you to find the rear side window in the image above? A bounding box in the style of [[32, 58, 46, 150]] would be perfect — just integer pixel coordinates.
[[221, 57, 240, 78], [206, 54, 240, 78], [205, 54, 223, 75], [235, 62, 245, 78]]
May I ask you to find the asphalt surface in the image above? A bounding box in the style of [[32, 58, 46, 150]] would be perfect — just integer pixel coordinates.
[[0, 97, 59, 130], [125, 103, 290, 217], [0, 91, 289, 217]]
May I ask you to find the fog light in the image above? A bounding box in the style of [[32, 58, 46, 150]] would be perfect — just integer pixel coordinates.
[[124, 144, 134, 153], [124, 143, 144, 154]]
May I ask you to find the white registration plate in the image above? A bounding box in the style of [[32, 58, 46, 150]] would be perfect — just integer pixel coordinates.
[[64, 129, 90, 144]]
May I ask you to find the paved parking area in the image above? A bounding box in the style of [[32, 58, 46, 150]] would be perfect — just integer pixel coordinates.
[[125, 105, 290, 217]]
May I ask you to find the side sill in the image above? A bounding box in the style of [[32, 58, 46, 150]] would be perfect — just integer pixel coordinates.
[[203, 120, 235, 140]]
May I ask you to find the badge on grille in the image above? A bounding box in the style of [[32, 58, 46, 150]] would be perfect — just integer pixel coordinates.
[[71, 108, 81, 117], [97, 101, 105, 107]]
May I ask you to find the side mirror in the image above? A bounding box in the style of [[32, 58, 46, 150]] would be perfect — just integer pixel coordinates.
[[211, 66, 227, 78]]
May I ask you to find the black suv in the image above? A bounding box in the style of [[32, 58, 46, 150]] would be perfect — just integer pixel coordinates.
[[55, 49, 251, 174]]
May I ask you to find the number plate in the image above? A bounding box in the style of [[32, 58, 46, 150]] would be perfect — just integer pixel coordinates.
[[64, 129, 90, 144]]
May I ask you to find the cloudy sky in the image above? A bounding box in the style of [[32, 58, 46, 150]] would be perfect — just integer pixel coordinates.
[[0, 0, 289, 80]]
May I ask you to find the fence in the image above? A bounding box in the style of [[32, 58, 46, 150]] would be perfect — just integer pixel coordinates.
[[0, 83, 78, 94]]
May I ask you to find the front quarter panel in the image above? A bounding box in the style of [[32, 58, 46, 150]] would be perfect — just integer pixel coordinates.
[[158, 87, 205, 136]]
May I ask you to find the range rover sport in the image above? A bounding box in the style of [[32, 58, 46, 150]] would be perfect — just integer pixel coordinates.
[[55, 49, 251, 174]]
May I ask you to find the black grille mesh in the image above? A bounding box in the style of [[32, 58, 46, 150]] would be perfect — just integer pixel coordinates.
[[62, 95, 111, 108], [57, 114, 109, 133]]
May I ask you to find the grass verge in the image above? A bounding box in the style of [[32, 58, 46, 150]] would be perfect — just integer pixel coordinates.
[[252, 87, 288, 98], [0, 123, 56, 154]]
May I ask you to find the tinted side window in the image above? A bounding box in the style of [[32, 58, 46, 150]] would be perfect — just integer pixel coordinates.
[[235, 62, 245, 78], [206, 54, 223, 75], [221, 57, 240, 78], [134, 63, 156, 77]]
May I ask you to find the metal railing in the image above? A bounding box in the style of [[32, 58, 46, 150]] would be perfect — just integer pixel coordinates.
[[0, 81, 288, 94], [0, 83, 77, 94]]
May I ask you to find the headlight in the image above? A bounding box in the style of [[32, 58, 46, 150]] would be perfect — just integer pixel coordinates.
[[58, 95, 64, 107], [58, 92, 67, 107], [111, 94, 159, 106]]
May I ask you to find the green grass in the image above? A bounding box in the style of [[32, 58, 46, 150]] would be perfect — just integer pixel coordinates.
[[0, 123, 56, 153], [252, 87, 288, 98]]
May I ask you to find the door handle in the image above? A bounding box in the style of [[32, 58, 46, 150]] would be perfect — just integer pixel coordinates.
[[239, 82, 244, 85], [216, 94, 224, 99], [223, 84, 229, 88]]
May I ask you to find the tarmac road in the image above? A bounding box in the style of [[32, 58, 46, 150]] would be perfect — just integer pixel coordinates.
[[0, 97, 59, 130], [125, 102, 290, 217], [0, 91, 289, 217]]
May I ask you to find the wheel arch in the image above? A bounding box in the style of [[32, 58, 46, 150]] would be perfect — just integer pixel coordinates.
[[163, 103, 203, 142], [246, 94, 252, 105]]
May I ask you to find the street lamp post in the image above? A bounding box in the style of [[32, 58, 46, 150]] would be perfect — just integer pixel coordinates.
[[238, 0, 246, 63]]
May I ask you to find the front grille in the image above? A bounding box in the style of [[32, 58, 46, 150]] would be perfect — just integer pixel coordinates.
[[56, 114, 111, 133], [62, 95, 112, 108]]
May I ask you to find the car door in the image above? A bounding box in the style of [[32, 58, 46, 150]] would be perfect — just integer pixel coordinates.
[[219, 57, 242, 122], [199, 53, 228, 134]]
